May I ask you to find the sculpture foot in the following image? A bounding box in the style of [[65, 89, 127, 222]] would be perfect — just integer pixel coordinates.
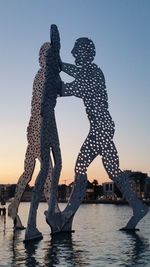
[[8, 204, 25, 230], [120, 227, 139, 232], [122, 204, 149, 230], [14, 215, 25, 230], [45, 210, 63, 233], [14, 225, 26, 230], [60, 211, 74, 232], [24, 227, 43, 242], [45, 210, 74, 234]]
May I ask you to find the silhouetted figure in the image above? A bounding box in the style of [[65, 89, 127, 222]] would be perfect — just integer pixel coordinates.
[[25, 25, 62, 241], [61, 37, 149, 230], [8, 42, 53, 229]]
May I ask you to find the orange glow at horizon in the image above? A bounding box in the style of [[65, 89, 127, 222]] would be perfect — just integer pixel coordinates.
[[1, 135, 150, 186], [0, 153, 111, 186]]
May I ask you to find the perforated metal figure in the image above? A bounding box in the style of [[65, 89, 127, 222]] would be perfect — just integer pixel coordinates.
[[61, 38, 149, 230], [8, 42, 53, 229], [25, 25, 62, 241]]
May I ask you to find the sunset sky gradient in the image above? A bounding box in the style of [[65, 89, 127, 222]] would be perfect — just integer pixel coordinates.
[[0, 0, 150, 185]]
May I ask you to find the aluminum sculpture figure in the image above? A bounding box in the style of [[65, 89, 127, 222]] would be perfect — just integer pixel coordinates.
[[45, 36, 149, 234], [25, 25, 62, 241], [8, 42, 53, 229], [24, 27, 148, 241], [60, 37, 149, 231]]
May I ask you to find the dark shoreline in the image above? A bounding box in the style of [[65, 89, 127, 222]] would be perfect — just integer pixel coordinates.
[[17, 199, 150, 205], [59, 199, 150, 205]]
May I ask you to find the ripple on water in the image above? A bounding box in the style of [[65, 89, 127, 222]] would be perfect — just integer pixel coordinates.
[[0, 203, 150, 267]]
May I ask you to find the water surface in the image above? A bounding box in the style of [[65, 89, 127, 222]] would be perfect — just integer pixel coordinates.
[[0, 203, 150, 266]]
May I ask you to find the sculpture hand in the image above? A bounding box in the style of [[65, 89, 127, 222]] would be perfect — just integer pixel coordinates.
[[50, 24, 60, 51]]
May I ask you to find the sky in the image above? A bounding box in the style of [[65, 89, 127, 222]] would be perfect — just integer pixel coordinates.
[[0, 0, 150, 186]]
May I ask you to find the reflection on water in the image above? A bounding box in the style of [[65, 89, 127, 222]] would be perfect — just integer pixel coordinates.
[[11, 233, 88, 267], [24, 240, 41, 267], [0, 214, 6, 235], [44, 233, 87, 267], [0, 203, 150, 267], [120, 232, 149, 267]]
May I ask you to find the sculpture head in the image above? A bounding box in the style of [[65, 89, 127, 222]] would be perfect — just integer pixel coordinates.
[[39, 42, 51, 68], [72, 38, 96, 66]]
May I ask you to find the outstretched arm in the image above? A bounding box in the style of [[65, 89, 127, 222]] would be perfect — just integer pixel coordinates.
[[62, 62, 78, 78], [61, 63, 82, 98], [50, 24, 60, 52], [61, 80, 82, 98]]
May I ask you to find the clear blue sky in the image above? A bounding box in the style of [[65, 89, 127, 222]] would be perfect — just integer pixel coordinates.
[[0, 0, 150, 185]]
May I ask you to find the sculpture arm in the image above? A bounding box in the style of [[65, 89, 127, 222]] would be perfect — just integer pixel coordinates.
[[61, 63, 78, 78], [61, 63, 82, 98], [61, 81, 82, 98], [50, 24, 60, 51]]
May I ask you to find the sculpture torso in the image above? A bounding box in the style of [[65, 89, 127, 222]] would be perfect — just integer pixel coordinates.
[[64, 62, 115, 137]]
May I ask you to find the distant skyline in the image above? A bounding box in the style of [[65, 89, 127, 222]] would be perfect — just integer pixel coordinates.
[[0, 0, 150, 185]]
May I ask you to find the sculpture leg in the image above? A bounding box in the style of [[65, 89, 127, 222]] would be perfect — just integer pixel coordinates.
[[8, 145, 36, 229], [114, 172, 149, 230], [59, 135, 98, 232], [46, 173, 87, 234], [43, 159, 53, 203], [25, 148, 50, 241], [43, 157, 61, 214], [43, 156, 61, 210], [45, 145, 63, 233], [101, 140, 149, 229], [46, 132, 98, 233], [60, 173, 87, 232]]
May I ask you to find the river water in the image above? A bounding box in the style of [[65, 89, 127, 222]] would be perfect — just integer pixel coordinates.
[[0, 203, 150, 267]]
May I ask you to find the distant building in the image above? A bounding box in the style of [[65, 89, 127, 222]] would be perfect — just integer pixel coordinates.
[[144, 177, 150, 199], [0, 185, 7, 205], [1, 172, 150, 204], [102, 182, 116, 199], [0, 184, 16, 204], [129, 171, 148, 199], [21, 189, 46, 202], [102, 171, 150, 200], [85, 188, 94, 200]]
